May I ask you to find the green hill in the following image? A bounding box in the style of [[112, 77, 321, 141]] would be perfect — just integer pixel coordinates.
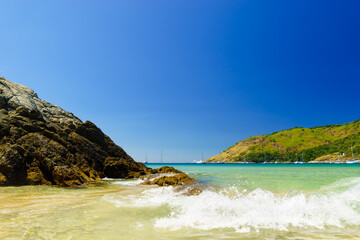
[[205, 120, 360, 163]]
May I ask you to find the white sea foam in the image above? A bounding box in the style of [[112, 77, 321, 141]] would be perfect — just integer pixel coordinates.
[[103, 173, 178, 186], [102, 178, 144, 186], [103, 178, 360, 232], [103, 186, 180, 207], [112, 179, 145, 186], [321, 177, 360, 192]]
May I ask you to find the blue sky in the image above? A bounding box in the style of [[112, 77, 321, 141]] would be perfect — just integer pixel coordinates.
[[1, 0, 359, 162]]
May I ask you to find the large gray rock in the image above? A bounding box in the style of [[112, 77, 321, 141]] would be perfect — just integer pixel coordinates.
[[0, 77, 81, 125]]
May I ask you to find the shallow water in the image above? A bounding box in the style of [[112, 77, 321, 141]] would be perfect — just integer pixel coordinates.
[[1, 164, 360, 239]]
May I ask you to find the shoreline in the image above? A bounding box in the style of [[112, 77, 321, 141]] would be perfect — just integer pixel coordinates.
[[146, 162, 360, 165]]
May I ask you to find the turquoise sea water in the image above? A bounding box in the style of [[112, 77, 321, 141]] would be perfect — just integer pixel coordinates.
[[0, 163, 360, 239], [148, 163, 360, 193]]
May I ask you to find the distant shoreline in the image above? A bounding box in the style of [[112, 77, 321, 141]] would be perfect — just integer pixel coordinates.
[[145, 162, 360, 165]]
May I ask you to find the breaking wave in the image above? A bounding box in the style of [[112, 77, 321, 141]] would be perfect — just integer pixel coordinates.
[[102, 173, 178, 186], [103, 177, 360, 232]]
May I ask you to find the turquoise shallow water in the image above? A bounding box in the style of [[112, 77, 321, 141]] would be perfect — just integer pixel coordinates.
[[0, 163, 360, 239], [147, 163, 360, 193]]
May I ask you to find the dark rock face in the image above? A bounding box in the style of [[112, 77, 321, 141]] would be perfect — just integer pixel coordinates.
[[0, 77, 147, 187]]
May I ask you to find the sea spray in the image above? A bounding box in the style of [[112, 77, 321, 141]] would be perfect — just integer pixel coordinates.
[[102, 173, 179, 187], [103, 186, 180, 208], [1, 165, 360, 239], [103, 178, 360, 233]]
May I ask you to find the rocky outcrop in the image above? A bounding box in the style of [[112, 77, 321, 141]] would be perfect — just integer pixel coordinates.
[[139, 166, 197, 187], [0, 78, 81, 125], [141, 174, 196, 187], [0, 77, 197, 188], [0, 77, 149, 187]]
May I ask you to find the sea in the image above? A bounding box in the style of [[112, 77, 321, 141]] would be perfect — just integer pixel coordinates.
[[1, 163, 360, 239]]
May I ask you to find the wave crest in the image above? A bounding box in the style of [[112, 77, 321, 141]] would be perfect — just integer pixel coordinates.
[[103, 178, 360, 232]]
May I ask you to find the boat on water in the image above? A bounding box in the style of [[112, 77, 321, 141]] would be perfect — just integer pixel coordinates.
[[294, 153, 305, 164], [346, 160, 358, 164], [193, 152, 205, 164], [241, 155, 249, 164], [346, 146, 359, 164], [193, 160, 204, 164], [262, 155, 267, 164], [294, 159, 305, 164], [219, 154, 223, 164], [143, 153, 148, 164]]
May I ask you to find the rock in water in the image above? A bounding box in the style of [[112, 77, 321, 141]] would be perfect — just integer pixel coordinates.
[[0, 77, 147, 187], [139, 166, 197, 186]]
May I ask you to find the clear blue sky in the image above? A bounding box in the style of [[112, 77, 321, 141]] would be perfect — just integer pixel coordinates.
[[1, 0, 359, 162]]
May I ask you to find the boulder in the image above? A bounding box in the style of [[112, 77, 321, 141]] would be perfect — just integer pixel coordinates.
[[139, 166, 196, 187], [141, 173, 196, 187]]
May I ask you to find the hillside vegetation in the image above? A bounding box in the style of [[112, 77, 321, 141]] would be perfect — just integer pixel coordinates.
[[206, 120, 360, 163]]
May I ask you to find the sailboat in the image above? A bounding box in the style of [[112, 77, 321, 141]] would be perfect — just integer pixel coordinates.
[[194, 152, 204, 164], [346, 146, 359, 164], [262, 155, 267, 164], [143, 152, 148, 164], [215, 152, 224, 164], [211, 151, 222, 164], [242, 155, 249, 164], [216, 156, 224, 164]]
